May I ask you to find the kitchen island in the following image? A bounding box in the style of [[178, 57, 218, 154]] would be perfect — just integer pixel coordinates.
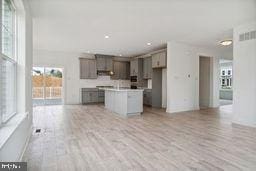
[[103, 88, 144, 116]]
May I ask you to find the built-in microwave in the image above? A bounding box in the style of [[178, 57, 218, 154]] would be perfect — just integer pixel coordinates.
[[130, 76, 137, 82]]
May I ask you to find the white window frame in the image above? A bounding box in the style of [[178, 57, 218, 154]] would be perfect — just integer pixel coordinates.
[[0, 0, 17, 125]]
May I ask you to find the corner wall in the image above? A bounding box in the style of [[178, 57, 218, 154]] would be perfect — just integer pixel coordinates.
[[166, 42, 200, 113], [0, 0, 33, 161], [209, 57, 220, 108], [233, 22, 256, 127], [166, 42, 220, 113]]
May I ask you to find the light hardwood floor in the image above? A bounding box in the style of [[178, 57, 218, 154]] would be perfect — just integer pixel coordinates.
[[23, 104, 256, 171]]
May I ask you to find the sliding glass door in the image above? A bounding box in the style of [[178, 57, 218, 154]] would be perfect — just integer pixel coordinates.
[[32, 67, 63, 106]]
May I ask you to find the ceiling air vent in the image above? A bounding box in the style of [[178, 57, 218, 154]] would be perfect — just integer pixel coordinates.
[[239, 30, 256, 41]]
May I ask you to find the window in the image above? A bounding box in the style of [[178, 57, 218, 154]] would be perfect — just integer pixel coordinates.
[[222, 70, 225, 76], [228, 70, 231, 75], [1, 0, 16, 123], [222, 79, 225, 86]]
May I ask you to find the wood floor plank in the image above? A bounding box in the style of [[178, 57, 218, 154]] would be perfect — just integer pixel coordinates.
[[23, 104, 256, 171]]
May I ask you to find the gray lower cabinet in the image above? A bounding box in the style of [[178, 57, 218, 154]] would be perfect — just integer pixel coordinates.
[[82, 88, 105, 104], [80, 58, 97, 79], [111, 61, 130, 80], [143, 89, 152, 106], [143, 57, 152, 79], [152, 51, 167, 68], [98, 90, 105, 102]]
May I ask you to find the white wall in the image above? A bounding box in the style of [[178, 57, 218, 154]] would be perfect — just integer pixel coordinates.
[[166, 42, 200, 113], [33, 50, 131, 104], [209, 57, 220, 108], [166, 42, 221, 113], [162, 68, 167, 108], [0, 0, 33, 161], [233, 22, 256, 127]]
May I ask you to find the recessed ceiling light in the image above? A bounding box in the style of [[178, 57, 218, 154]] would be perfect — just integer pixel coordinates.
[[104, 35, 109, 39], [219, 40, 232, 46], [147, 42, 152, 46]]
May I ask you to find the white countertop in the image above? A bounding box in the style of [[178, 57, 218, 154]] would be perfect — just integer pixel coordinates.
[[100, 88, 144, 92]]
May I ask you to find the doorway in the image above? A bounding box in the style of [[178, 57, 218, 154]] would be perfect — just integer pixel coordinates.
[[199, 56, 211, 109], [219, 59, 233, 106], [32, 67, 63, 106]]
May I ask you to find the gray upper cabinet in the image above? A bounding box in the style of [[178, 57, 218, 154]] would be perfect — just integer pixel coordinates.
[[80, 58, 97, 79], [111, 61, 120, 80], [89, 60, 97, 78], [105, 57, 113, 71], [125, 62, 130, 79], [122, 62, 130, 80], [96, 56, 105, 71], [143, 57, 152, 79], [111, 61, 130, 80], [96, 55, 113, 71], [130, 59, 139, 76], [152, 51, 166, 68]]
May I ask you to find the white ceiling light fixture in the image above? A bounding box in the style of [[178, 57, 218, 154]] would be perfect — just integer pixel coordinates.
[[219, 40, 232, 46], [147, 42, 152, 46], [119, 54, 122, 56], [104, 35, 109, 39]]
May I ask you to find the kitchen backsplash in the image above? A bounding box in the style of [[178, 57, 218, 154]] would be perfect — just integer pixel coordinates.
[[79, 76, 131, 88]]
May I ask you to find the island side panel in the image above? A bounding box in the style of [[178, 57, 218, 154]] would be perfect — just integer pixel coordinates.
[[127, 91, 143, 115], [114, 91, 128, 116], [105, 90, 114, 111]]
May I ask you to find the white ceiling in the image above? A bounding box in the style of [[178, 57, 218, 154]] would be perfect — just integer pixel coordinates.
[[30, 0, 256, 57]]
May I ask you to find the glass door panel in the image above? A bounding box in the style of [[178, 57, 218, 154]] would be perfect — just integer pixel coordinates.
[[32, 67, 63, 106], [45, 68, 62, 99], [32, 67, 45, 99]]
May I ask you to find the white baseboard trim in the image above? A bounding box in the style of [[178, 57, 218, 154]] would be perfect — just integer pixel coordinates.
[[166, 107, 200, 114], [232, 120, 256, 128]]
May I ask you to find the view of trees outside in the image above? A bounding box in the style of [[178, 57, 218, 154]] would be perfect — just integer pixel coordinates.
[[32, 67, 62, 99]]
